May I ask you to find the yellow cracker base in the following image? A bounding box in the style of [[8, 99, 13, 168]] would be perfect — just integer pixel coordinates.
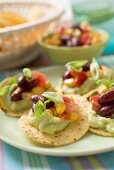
[[89, 128, 114, 137], [19, 115, 89, 146]]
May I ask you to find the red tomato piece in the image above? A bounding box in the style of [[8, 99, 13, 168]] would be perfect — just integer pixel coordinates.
[[69, 70, 87, 86], [59, 26, 65, 34], [63, 95, 80, 113], [65, 101, 80, 113], [90, 95, 100, 103], [74, 71, 87, 86], [80, 33, 91, 45], [33, 71, 46, 87], [58, 112, 69, 120], [90, 95, 101, 112], [63, 96, 71, 103]]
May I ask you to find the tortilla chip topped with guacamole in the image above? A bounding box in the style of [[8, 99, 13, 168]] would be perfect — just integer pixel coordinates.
[[59, 58, 114, 98], [19, 92, 89, 146], [88, 80, 114, 136], [0, 68, 54, 117]]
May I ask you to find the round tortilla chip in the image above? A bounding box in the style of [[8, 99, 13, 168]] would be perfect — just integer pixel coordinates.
[[73, 94, 114, 137], [18, 95, 89, 146], [89, 128, 114, 137], [69, 94, 91, 117], [19, 115, 88, 146]]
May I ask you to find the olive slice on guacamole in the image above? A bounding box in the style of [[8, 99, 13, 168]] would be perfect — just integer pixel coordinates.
[[89, 81, 114, 136], [59, 58, 114, 97], [0, 68, 54, 117], [19, 92, 89, 146]]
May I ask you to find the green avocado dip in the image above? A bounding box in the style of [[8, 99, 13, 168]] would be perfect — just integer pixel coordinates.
[[63, 78, 96, 95], [28, 92, 71, 134], [28, 110, 70, 134], [0, 70, 33, 112], [1, 91, 32, 112], [0, 82, 32, 112], [88, 110, 114, 134]]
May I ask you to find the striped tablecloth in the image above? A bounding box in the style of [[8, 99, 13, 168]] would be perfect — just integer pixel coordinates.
[[0, 56, 114, 170]]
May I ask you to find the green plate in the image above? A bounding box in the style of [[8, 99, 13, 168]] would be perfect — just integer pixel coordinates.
[[0, 66, 114, 156]]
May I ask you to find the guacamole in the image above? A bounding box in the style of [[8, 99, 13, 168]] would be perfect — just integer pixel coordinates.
[[0, 78, 32, 112], [1, 91, 32, 112], [88, 110, 114, 134], [28, 110, 71, 134], [63, 78, 96, 95]]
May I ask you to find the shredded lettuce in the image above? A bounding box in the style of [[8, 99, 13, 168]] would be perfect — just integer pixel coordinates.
[[65, 60, 88, 71]]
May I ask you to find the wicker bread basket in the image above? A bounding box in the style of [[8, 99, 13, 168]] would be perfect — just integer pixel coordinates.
[[0, 1, 63, 70]]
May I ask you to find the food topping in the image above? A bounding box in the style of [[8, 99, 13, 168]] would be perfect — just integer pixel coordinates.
[[90, 58, 100, 81], [98, 105, 114, 118], [99, 89, 114, 104], [43, 21, 102, 47], [82, 62, 90, 72], [9, 69, 36, 102], [32, 71, 46, 87], [31, 94, 45, 104], [97, 85, 108, 95], [90, 95, 101, 113], [62, 71, 72, 80], [62, 60, 89, 88], [31, 92, 80, 122], [91, 88, 114, 118], [10, 87, 23, 101], [28, 92, 80, 134], [8, 68, 47, 102]]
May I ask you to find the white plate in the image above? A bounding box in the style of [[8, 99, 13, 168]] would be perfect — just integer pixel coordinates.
[[0, 66, 114, 156]]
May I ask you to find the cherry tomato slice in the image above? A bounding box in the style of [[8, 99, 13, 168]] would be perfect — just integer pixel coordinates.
[[90, 95, 101, 112], [70, 71, 87, 86], [90, 95, 100, 103], [59, 26, 65, 34], [33, 71, 46, 87], [58, 112, 69, 120], [63, 96, 71, 103], [80, 32, 91, 45]]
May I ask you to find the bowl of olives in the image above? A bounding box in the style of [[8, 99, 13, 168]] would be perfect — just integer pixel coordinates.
[[39, 21, 109, 64]]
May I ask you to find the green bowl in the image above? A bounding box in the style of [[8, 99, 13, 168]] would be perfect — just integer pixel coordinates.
[[39, 29, 109, 64]]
